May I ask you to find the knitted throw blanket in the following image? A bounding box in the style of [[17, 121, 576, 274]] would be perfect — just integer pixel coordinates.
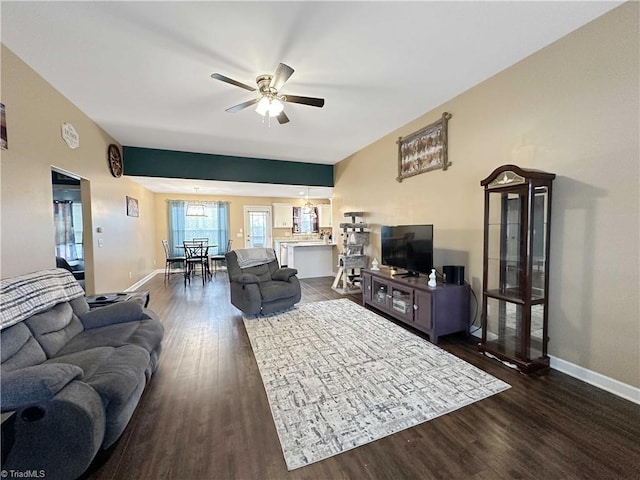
[[235, 248, 276, 268], [0, 268, 85, 330]]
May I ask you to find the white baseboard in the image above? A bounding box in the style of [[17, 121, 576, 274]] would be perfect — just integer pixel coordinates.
[[124, 270, 163, 292], [549, 355, 640, 405], [470, 328, 639, 405]]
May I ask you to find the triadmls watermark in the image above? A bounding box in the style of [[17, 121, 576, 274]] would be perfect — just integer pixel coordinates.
[[1, 470, 46, 479]]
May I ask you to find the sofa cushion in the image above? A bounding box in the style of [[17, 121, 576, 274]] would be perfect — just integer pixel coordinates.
[[46, 347, 117, 379], [242, 263, 273, 282], [233, 273, 260, 284], [69, 296, 90, 316], [259, 280, 299, 302], [271, 267, 298, 281], [82, 344, 149, 410], [1, 363, 83, 411], [56, 319, 164, 357], [24, 301, 83, 358], [78, 301, 145, 330], [0, 323, 47, 371]]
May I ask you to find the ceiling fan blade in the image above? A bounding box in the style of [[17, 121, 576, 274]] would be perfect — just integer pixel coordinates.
[[270, 63, 294, 91], [283, 95, 325, 108], [276, 111, 290, 124], [225, 98, 259, 113], [211, 73, 256, 92]]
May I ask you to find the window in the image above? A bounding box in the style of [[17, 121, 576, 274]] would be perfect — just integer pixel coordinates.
[[168, 200, 230, 255], [72, 203, 84, 259], [53, 200, 83, 261], [293, 206, 318, 234]]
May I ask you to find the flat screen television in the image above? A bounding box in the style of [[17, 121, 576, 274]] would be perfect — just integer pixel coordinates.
[[381, 224, 433, 277]]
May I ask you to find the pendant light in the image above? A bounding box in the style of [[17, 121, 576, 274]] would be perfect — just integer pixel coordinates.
[[302, 186, 316, 217], [186, 187, 207, 217]]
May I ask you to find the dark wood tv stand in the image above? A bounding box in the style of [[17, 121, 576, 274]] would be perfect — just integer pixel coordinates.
[[362, 268, 470, 344]]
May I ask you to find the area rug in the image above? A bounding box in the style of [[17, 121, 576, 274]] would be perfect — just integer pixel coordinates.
[[243, 298, 510, 470]]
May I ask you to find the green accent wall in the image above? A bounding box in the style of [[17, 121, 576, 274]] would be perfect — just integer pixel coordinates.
[[123, 146, 334, 187]]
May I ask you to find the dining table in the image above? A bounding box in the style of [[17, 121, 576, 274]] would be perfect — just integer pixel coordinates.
[[176, 241, 218, 282]]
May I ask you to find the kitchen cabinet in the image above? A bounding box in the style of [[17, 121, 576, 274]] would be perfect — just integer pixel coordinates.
[[272, 203, 293, 228], [284, 242, 335, 278], [317, 204, 333, 228]]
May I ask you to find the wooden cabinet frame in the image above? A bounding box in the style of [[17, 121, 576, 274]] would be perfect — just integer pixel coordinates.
[[363, 268, 469, 344], [479, 164, 555, 373]]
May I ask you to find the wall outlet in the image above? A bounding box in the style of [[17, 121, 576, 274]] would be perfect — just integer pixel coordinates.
[[236, 233, 242, 238], [98, 239, 104, 247], [153, 259, 156, 266], [129, 272, 132, 279]]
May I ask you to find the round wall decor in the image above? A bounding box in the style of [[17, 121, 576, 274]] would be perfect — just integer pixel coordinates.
[[107, 144, 123, 178]]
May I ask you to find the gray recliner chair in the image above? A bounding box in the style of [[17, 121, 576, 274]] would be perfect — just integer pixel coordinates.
[[226, 248, 301, 315]]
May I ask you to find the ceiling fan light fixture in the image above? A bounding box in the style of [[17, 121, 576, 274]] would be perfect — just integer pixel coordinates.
[[214, 63, 324, 124], [268, 98, 284, 117], [255, 96, 270, 116], [255, 96, 284, 117]]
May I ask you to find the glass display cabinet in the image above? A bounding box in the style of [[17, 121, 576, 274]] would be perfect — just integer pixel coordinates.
[[479, 164, 556, 373]]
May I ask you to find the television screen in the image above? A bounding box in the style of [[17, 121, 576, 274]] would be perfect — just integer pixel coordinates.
[[381, 224, 433, 276]]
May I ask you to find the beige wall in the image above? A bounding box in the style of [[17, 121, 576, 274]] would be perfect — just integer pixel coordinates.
[[1, 45, 156, 293], [334, 3, 639, 387], [152, 193, 330, 266]]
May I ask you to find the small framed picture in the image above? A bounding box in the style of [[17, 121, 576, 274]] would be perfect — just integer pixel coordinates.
[[126, 196, 139, 217]]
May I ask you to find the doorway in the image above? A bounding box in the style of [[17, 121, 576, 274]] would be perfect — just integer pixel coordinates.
[[51, 168, 92, 290], [243, 206, 272, 248]]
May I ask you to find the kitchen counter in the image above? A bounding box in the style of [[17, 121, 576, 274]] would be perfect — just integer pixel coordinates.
[[280, 242, 336, 278], [282, 241, 337, 247]]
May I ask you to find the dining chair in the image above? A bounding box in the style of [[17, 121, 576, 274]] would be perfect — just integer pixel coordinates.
[[162, 240, 185, 282], [210, 239, 233, 277], [183, 240, 210, 285]]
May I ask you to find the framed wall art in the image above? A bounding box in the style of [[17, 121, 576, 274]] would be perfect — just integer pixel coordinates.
[[396, 112, 452, 182], [126, 196, 139, 217]]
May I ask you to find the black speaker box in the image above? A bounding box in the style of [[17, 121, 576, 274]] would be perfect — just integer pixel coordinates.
[[443, 265, 465, 285]]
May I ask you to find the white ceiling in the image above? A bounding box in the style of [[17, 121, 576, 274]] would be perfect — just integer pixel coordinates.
[[127, 175, 333, 199], [1, 1, 622, 196]]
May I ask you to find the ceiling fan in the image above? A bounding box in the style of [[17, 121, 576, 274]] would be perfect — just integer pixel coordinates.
[[211, 63, 325, 125]]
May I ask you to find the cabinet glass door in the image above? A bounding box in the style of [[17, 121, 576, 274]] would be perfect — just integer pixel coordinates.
[[390, 285, 413, 322], [531, 187, 549, 300], [362, 273, 372, 301], [486, 190, 525, 300], [371, 278, 389, 308]]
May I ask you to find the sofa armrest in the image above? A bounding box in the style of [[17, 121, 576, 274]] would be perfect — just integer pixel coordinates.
[[231, 273, 261, 285], [272, 268, 298, 281], [4, 380, 105, 480], [78, 301, 146, 329], [1, 363, 83, 411]]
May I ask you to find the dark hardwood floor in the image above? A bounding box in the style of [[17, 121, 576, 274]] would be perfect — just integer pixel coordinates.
[[86, 272, 640, 480]]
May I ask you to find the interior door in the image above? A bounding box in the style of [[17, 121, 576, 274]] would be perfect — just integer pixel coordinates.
[[243, 206, 272, 248]]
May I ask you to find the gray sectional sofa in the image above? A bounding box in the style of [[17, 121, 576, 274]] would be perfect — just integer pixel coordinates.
[[0, 268, 164, 480]]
